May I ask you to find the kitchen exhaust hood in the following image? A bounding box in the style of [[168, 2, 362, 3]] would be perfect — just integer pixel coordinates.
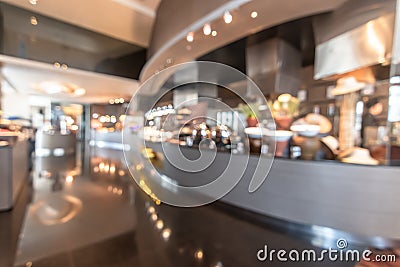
[[313, 0, 396, 80], [246, 38, 301, 96]]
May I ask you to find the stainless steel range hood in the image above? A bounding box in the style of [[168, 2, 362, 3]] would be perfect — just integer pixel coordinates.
[[313, 0, 396, 80], [246, 38, 301, 96]]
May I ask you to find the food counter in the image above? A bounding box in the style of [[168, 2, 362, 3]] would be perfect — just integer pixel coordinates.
[[36, 130, 76, 157], [141, 140, 400, 247], [89, 130, 126, 150]]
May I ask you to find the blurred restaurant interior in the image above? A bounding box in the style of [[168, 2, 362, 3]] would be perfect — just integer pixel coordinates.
[[1, 0, 400, 266]]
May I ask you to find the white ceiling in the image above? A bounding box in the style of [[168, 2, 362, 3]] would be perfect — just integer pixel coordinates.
[[0, 55, 139, 104], [1, 0, 157, 104], [141, 0, 348, 82], [2, 0, 161, 47]]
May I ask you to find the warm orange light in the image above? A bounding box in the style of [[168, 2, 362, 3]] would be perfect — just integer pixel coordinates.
[[223, 11, 232, 24], [66, 176, 74, 183], [203, 23, 211, 35], [186, 32, 194, 42]]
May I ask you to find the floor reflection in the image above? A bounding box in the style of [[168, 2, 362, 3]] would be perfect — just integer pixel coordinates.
[[14, 145, 379, 267], [15, 146, 136, 266]]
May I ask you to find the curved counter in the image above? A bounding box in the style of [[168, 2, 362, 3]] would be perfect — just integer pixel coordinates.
[[144, 141, 400, 247]]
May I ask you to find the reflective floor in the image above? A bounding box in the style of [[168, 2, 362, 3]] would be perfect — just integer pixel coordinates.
[[3, 144, 399, 266]]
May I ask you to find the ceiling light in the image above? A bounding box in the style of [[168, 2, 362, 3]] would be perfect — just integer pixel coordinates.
[[29, 0, 37, 5], [74, 88, 86, 96], [186, 32, 194, 42], [211, 30, 217, 37], [119, 98, 124, 103], [203, 23, 211, 36], [66, 176, 74, 183], [109, 99, 115, 104], [36, 81, 86, 96], [251, 11, 258, 18], [54, 62, 60, 68], [37, 81, 67, 94], [30, 16, 38, 26], [61, 64, 68, 70], [223, 11, 232, 24]]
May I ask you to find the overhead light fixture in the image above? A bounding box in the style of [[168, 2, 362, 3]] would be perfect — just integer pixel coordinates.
[[223, 11, 232, 24], [61, 64, 68, 70], [211, 30, 217, 37], [30, 16, 38, 26], [37, 81, 67, 94], [108, 98, 125, 105], [251, 11, 258, 18], [74, 88, 86, 96], [36, 81, 86, 96], [66, 176, 74, 183], [203, 23, 211, 36], [54, 62, 61, 68], [186, 32, 194, 42], [29, 0, 37, 5]]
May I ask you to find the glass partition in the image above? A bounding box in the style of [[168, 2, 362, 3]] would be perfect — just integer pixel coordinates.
[[387, 0, 400, 165]]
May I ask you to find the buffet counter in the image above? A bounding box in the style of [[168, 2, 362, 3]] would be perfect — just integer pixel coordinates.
[[90, 130, 126, 150], [0, 137, 29, 211], [36, 130, 76, 157], [143, 141, 400, 246]]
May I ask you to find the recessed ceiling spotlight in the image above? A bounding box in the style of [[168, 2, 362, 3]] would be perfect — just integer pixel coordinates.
[[203, 23, 211, 36], [61, 64, 68, 70], [186, 32, 194, 42], [251, 11, 258, 18], [54, 62, 61, 68], [30, 16, 38, 25], [29, 0, 37, 5], [223, 11, 232, 24], [211, 30, 217, 37]]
